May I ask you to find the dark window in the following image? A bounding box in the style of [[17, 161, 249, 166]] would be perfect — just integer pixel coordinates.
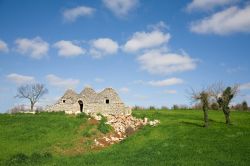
[[106, 99, 109, 104], [63, 100, 66, 103]]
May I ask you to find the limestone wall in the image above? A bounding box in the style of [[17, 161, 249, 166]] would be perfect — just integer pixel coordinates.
[[46, 87, 131, 115]]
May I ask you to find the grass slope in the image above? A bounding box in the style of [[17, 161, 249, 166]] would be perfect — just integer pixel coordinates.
[[0, 110, 250, 166]]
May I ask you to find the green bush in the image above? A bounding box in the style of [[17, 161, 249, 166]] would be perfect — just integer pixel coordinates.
[[76, 112, 90, 119], [5, 152, 52, 165], [97, 115, 112, 134], [82, 126, 96, 137], [6, 153, 29, 165]]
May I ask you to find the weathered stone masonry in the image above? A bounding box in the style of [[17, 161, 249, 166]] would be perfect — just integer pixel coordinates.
[[46, 87, 131, 115]]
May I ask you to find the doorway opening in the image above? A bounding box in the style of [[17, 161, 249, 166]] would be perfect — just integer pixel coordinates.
[[78, 100, 83, 112]]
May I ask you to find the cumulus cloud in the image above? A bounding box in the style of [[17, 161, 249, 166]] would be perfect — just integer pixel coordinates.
[[15, 37, 49, 59], [123, 30, 170, 52], [240, 83, 250, 90], [119, 87, 130, 94], [148, 78, 183, 87], [0, 40, 9, 53], [46, 74, 79, 89], [63, 6, 95, 22], [89, 38, 119, 58], [137, 49, 197, 75], [54, 40, 85, 57], [147, 21, 169, 31], [190, 5, 250, 35], [103, 0, 139, 17], [186, 0, 239, 12], [6, 73, 35, 84]]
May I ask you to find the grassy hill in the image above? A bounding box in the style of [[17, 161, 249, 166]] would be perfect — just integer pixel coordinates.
[[0, 110, 250, 165]]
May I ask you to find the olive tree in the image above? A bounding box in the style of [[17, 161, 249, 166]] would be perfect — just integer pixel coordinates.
[[16, 83, 48, 111]]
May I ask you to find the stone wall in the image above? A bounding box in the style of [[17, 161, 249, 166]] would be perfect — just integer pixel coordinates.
[[46, 87, 131, 115]]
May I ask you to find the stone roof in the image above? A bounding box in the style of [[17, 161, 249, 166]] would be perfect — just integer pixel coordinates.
[[80, 87, 96, 97], [62, 89, 78, 99], [60, 87, 122, 104], [93, 87, 123, 104]]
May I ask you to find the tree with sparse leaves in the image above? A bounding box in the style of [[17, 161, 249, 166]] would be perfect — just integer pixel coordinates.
[[212, 84, 239, 124], [190, 88, 211, 127], [16, 84, 48, 112]]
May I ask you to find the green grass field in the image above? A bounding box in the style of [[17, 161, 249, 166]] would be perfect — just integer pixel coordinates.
[[0, 110, 250, 166]]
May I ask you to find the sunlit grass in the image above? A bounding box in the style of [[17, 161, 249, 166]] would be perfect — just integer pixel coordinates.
[[0, 110, 250, 165]]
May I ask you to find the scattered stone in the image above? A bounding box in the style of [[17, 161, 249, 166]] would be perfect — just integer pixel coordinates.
[[93, 114, 160, 147], [148, 120, 160, 126]]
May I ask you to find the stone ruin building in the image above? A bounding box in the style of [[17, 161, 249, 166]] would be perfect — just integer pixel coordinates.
[[46, 87, 131, 115]]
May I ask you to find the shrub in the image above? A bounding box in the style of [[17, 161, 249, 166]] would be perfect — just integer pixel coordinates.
[[82, 126, 95, 137], [97, 115, 112, 134], [77, 112, 90, 119], [6, 153, 29, 165], [5, 152, 52, 165]]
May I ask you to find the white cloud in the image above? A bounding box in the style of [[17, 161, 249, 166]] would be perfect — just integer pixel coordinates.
[[103, 0, 139, 17], [164, 90, 177, 94], [46, 74, 79, 89], [94, 78, 105, 83], [137, 49, 197, 75], [190, 5, 250, 35], [148, 78, 183, 87], [63, 6, 95, 22], [6, 73, 35, 84], [54, 40, 85, 57], [15, 37, 49, 59], [240, 83, 250, 90], [90, 38, 119, 58], [186, 0, 239, 12], [119, 87, 130, 94], [147, 21, 169, 31], [123, 30, 170, 52], [0, 40, 9, 53]]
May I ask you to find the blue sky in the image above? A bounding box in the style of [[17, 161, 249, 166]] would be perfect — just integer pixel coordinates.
[[0, 0, 250, 112]]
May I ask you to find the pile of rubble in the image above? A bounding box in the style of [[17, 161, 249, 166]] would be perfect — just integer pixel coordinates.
[[91, 114, 160, 147]]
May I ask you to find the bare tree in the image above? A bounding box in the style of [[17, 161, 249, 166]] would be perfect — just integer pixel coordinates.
[[210, 83, 239, 125], [189, 88, 211, 127], [16, 84, 48, 111]]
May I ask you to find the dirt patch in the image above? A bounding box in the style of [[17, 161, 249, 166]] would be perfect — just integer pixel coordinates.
[[89, 118, 99, 125]]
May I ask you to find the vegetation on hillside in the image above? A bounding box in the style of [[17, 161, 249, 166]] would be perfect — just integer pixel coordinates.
[[0, 110, 250, 165]]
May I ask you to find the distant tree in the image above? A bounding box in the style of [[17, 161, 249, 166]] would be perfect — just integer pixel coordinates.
[[161, 106, 169, 110], [149, 106, 156, 110], [16, 84, 48, 112], [8, 105, 26, 114], [191, 90, 210, 127], [242, 101, 248, 111], [172, 104, 179, 110]]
